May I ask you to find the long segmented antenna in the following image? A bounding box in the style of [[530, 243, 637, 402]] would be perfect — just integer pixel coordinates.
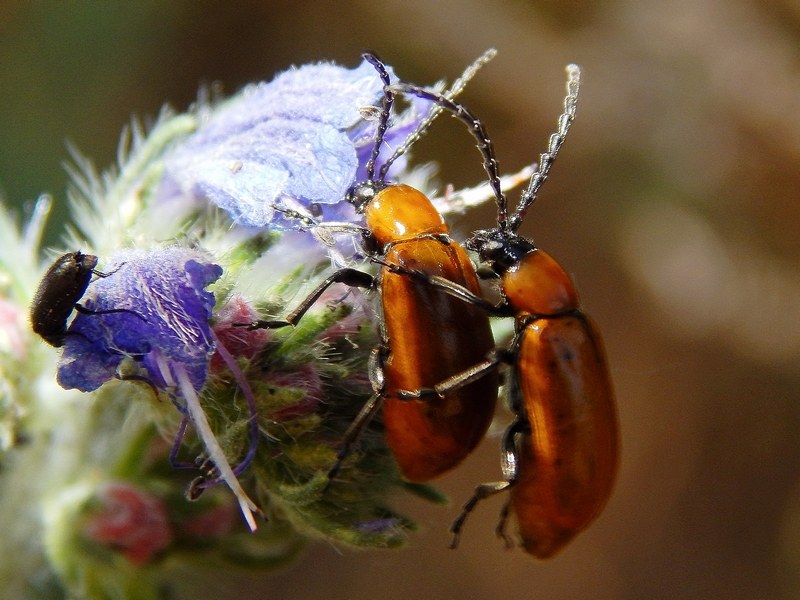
[[377, 48, 498, 182], [390, 82, 509, 230], [509, 64, 581, 232], [362, 52, 394, 182]]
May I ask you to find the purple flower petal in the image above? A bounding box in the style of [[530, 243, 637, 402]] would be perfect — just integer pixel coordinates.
[[57, 248, 222, 393], [166, 119, 357, 227], [159, 59, 431, 228], [190, 60, 391, 144]]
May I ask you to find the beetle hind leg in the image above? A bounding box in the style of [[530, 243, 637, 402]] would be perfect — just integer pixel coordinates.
[[449, 480, 512, 549], [495, 498, 515, 549]]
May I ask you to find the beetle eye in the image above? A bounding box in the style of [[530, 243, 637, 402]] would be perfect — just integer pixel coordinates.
[[345, 182, 379, 212]]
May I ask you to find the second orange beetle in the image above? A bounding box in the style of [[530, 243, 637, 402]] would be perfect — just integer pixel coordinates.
[[393, 64, 619, 558]]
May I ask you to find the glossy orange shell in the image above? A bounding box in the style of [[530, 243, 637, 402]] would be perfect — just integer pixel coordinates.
[[364, 184, 449, 246], [511, 313, 618, 558], [502, 249, 579, 316], [381, 237, 498, 482]]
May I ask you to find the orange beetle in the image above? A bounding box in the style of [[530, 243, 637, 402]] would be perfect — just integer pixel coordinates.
[[393, 64, 618, 557], [244, 53, 498, 483], [372, 187, 497, 482]]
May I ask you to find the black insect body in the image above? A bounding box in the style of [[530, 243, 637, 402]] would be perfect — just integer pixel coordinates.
[[30, 251, 131, 347]]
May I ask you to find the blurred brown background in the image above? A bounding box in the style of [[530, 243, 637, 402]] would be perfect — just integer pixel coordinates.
[[2, 1, 799, 598]]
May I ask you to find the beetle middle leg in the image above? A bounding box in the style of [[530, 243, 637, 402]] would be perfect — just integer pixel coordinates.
[[397, 352, 503, 401], [236, 267, 385, 486], [325, 346, 387, 487]]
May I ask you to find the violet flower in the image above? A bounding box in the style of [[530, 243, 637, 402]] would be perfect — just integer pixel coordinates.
[[56, 248, 221, 394], [54, 247, 260, 530], [160, 58, 424, 227]]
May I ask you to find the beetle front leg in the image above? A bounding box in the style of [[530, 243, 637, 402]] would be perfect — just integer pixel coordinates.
[[238, 267, 376, 330], [378, 259, 512, 317]]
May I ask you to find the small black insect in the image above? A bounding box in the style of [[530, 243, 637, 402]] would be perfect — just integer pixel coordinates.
[[30, 251, 131, 347]]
